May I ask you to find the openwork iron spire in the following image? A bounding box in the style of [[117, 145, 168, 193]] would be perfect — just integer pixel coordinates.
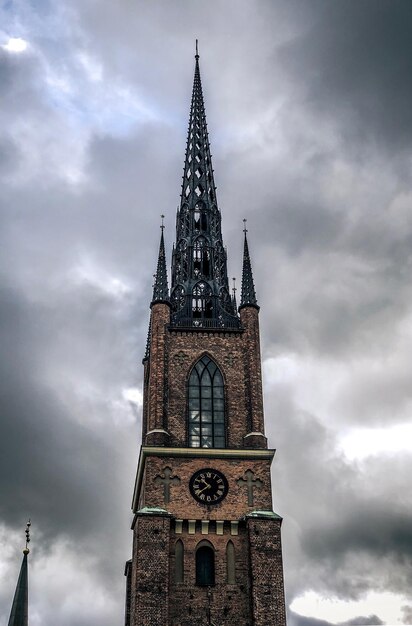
[[170, 45, 239, 329], [152, 217, 169, 305], [240, 221, 258, 308], [8, 521, 31, 626]]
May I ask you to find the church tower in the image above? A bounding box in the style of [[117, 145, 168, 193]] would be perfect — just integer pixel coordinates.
[[126, 47, 287, 626]]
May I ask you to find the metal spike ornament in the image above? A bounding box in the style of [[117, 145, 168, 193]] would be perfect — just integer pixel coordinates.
[[24, 520, 31, 555]]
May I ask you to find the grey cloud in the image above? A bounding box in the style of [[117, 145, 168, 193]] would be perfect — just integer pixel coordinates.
[[277, 1, 412, 155]]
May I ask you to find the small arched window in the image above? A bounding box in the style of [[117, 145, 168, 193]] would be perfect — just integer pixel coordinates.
[[188, 355, 225, 448], [175, 540, 184, 583], [196, 543, 215, 586], [226, 541, 235, 584]]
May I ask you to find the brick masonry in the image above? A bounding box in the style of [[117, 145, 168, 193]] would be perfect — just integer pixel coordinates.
[[128, 303, 287, 625]]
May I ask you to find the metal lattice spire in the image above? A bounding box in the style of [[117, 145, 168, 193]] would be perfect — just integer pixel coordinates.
[[8, 521, 31, 626], [170, 42, 239, 329], [152, 216, 169, 305], [240, 220, 258, 308]]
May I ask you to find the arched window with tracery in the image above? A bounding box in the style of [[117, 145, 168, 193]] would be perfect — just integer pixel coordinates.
[[196, 541, 215, 586], [188, 355, 225, 448]]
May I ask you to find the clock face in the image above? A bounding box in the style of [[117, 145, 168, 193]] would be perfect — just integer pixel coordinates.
[[189, 468, 229, 505]]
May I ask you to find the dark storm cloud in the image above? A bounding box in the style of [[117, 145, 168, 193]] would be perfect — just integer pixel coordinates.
[[0, 281, 136, 537], [278, 0, 412, 154], [306, 505, 412, 566]]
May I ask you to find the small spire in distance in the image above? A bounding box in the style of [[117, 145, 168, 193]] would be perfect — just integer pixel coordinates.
[[232, 277, 238, 311], [240, 219, 258, 309], [8, 520, 31, 626], [152, 215, 169, 304]]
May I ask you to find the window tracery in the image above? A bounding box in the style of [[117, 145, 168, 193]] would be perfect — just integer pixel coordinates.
[[188, 355, 225, 448]]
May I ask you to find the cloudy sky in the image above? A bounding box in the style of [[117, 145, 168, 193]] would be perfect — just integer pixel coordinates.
[[1, 1, 412, 624]]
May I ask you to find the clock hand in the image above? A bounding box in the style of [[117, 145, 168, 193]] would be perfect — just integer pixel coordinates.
[[197, 483, 211, 494]]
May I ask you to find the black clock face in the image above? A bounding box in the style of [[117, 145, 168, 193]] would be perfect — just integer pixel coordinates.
[[189, 468, 229, 505]]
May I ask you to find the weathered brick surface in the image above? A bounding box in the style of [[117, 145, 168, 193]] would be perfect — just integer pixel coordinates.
[[144, 307, 267, 449], [129, 304, 287, 625], [141, 456, 273, 520], [169, 523, 252, 626], [145, 303, 171, 445], [248, 518, 287, 626], [130, 514, 171, 626], [239, 307, 266, 442]]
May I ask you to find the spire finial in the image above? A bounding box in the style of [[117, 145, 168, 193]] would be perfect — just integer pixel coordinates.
[[243, 218, 248, 234], [23, 520, 31, 555], [8, 522, 30, 626], [240, 221, 258, 309], [195, 39, 199, 59], [152, 226, 169, 304], [160, 214, 165, 231]]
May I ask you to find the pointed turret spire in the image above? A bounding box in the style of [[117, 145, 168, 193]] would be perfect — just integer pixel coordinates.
[[232, 277, 238, 311], [8, 521, 31, 626], [152, 216, 169, 305], [240, 220, 258, 309], [170, 44, 239, 329]]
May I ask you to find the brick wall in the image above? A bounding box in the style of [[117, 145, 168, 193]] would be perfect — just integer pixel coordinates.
[[248, 518, 287, 626], [144, 303, 267, 450], [130, 514, 171, 626], [169, 521, 252, 626]]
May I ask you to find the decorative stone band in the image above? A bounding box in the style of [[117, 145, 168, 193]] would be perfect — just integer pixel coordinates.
[[173, 519, 239, 536], [132, 446, 276, 513], [131, 509, 282, 532]]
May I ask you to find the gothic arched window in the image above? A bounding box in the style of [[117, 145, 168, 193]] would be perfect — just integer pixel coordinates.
[[226, 541, 235, 584], [175, 540, 184, 583], [196, 542, 215, 586], [188, 355, 225, 448]]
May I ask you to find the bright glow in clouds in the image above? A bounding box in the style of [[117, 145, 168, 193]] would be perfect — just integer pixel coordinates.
[[2, 37, 28, 52], [290, 590, 412, 624], [122, 387, 143, 407], [70, 259, 131, 299], [340, 423, 412, 460]]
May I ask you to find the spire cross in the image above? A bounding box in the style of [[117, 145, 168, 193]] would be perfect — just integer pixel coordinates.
[[24, 519, 31, 554], [160, 214, 165, 231], [154, 467, 181, 504], [243, 218, 248, 234], [232, 277, 237, 295], [237, 470, 263, 506], [195, 39, 199, 59]]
